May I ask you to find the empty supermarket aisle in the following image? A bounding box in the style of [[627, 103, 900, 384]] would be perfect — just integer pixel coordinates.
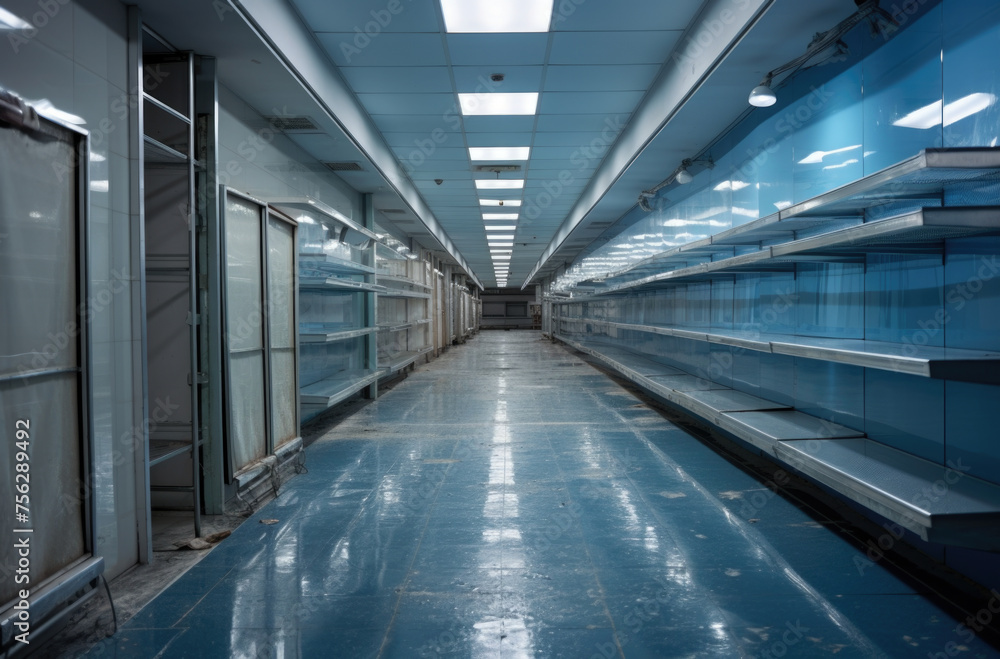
[[84, 332, 1000, 658]]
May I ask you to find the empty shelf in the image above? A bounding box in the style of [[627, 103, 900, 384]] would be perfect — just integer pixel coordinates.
[[555, 331, 1000, 551], [379, 289, 432, 299], [598, 321, 1000, 382], [378, 319, 432, 333], [567, 149, 1000, 293], [300, 370, 381, 407], [299, 276, 385, 293], [271, 198, 376, 243], [379, 348, 433, 374], [784, 147, 1000, 218], [299, 327, 376, 343], [299, 254, 375, 276], [378, 275, 433, 290], [715, 410, 864, 453], [775, 438, 1000, 550], [672, 389, 792, 422]]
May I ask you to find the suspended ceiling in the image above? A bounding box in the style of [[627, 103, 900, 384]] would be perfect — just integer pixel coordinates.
[[127, 0, 858, 289]]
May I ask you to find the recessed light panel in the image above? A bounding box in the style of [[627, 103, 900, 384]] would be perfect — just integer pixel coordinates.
[[476, 180, 524, 190], [483, 213, 519, 220], [440, 0, 553, 33], [480, 199, 522, 207], [459, 93, 538, 116], [469, 146, 530, 161]]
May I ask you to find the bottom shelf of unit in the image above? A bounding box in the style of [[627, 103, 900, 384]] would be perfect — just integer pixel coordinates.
[[300, 369, 382, 414], [378, 347, 433, 375], [554, 333, 1000, 550]]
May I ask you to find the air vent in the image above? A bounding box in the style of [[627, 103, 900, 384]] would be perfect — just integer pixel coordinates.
[[473, 164, 521, 172], [265, 115, 320, 131], [322, 161, 364, 172], [378, 208, 407, 215]]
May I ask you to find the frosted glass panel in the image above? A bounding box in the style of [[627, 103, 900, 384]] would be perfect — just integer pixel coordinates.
[[225, 195, 263, 352], [0, 377, 86, 605], [0, 125, 77, 376], [267, 215, 295, 349], [228, 351, 267, 469], [268, 214, 297, 446], [225, 192, 266, 472], [270, 348, 297, 447], [0, 121, 87, 606]]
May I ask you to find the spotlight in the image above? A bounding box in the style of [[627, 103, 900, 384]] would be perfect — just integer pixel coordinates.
[[748, 82, 777, 108], [674, 166, 693, 185]]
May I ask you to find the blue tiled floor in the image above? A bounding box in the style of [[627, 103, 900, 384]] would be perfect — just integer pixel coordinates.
[[87, 333, 1000, 658]]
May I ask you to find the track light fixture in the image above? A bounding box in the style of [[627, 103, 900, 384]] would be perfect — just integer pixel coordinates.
[[747, 0, 897, 108], [748, 75, 777, 108], [637, 157, 713, 211]]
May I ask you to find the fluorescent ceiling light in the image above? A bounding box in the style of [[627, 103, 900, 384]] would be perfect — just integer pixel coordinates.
[[476, 179, 524, 190], [488, 234, 515, 240], [485, 225, 518, 231], [480, 199, 522, 207], [484, 213, 519, 220], [0, 7, 30, 29], [440, 0, 553, 33], [490, 249, 512, 254], [798, 144, 862, 165], [469, 146, 530, 160], [489, 242, 514, 247], [459, 93, 538, 116]]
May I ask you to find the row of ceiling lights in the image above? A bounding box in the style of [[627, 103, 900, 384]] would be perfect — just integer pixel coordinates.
[[443, 0, 556, 287]]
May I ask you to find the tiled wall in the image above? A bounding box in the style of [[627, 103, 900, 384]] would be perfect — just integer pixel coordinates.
[[217, 85, 361, 219], [1, 0, 137, 578], [552, 0, 1000, 584]]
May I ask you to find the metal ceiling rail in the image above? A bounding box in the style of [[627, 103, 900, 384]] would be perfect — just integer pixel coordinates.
[[521, 0, 776, 288]]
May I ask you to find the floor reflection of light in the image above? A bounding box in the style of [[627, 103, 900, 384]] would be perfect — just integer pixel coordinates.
[[474, 388, 534, 657]]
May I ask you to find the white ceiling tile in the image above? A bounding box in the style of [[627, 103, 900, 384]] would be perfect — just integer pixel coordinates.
[[317, 33, 448, 67], [535, 114, 632, 132], [539, 91, 646, 115], [549, 31, 681, 65], [340, 66, 453, 93], [371, 115, 463, 133], [292, 0, 442, 32], [446, 34, 549, 67], [462, 116, 538, 133], [544, 64, 662, 92], [551, 0, 701, 31], [360, 92, 456, 115], [465, 133, 534, 147]]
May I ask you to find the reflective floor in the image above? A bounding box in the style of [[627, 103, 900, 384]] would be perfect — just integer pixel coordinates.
[[87, 333, 1000, 658]]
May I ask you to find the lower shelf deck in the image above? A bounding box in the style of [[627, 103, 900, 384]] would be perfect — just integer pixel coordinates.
[[378, 347, 434, 375], [555, 333, 1000, 550], [300, 369, 383, 418]]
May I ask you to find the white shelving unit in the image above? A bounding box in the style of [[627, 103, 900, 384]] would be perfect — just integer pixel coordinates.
[[376, 240, 433, 376], [553, 148, 1000, 550], [273, 199, 380, 421]]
